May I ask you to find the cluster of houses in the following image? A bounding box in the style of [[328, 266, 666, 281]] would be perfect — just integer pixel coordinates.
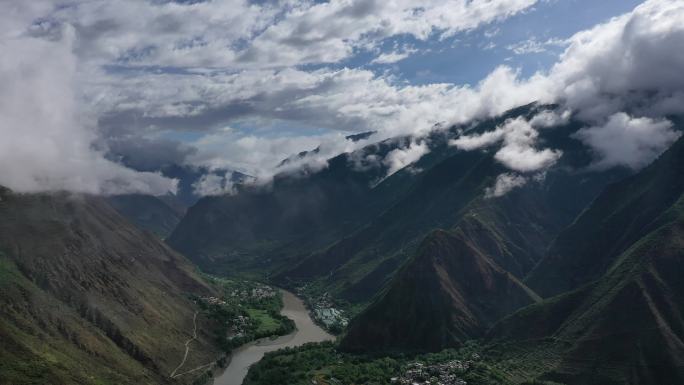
[[227, 315, 250, 340], [201, 296, 227, 306], [313, 307, 348, 329], [228, 284, 277, 301], [293, 285, 349, 331], [390, 360, 471, 385], [308, 292, 349, 330]]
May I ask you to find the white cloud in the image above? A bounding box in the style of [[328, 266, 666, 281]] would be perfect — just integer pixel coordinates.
[[41, 0, 277, 68], [383, 139, 429, 177], [240, 0, 539, 67], [485, 173, 528, 198], [4, 0, 684, 196], [573, 113, 681, 170], [192, 172, 235, 196], [451, 0, 684, 177], [507, 37, 566, 55], [0, 12, 176, 195], [90, 64, 556, 180], [450, 128, 506, 151], [451, 116, 563, 173], [187, 128, 348, 181], [529, 109, 571, 128], [494, 143, 562, 173], [0, 0, 550, 189], [371, 47, 417, 64], [32, 0, 538, 69], [547, 0, 684, 121]]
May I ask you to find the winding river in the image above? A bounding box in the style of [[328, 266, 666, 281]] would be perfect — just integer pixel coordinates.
[[213, 290, 334, 385]]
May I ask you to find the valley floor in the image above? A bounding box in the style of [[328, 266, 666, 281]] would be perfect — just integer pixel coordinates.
[[241, 341, 566, 385]]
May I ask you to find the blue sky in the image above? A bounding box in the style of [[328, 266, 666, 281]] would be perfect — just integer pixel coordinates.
[[390, 0, 644, 84], [300, 0, 645, 86]]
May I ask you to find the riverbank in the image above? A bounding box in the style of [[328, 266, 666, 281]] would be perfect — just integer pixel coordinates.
[[212, 290, 334, 385]]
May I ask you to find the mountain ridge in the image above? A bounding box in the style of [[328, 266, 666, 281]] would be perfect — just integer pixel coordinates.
[[340, 227, 540, 353]]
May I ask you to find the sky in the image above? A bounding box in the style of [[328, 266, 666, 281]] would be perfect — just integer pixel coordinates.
[[0, 0, 683, 196]]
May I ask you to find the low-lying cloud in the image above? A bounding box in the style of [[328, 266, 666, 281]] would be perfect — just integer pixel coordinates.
[[485, 173, 528, 198], [191, 172, 235, 197], [574, 113, 681, 170], [448, 0, 684, 196], [0, 16, 176, 195], [451, 116, 563, 173], [383, 139, 430, 177]]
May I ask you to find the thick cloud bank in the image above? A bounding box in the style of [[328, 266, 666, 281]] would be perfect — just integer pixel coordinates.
[[574, 113, 680, 171], [0, 0, 540, 194], [451, 116, 563, 173], [1, 0, 683, 195], [0, 14, 176, 195], [449, 0, 684, 195], [383, 139, 429, 177]]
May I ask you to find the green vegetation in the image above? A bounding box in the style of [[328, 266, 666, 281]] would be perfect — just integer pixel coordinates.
[[197, 276, 295, 353], [0, 192, 222, 385], [243, 341, 552, 385], [246, 308, 281, 335], [0, 254, 159, 385]]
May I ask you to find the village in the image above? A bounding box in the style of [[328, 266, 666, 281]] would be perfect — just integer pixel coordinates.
[[298, 290, 349, 332], [226, 284, 277, 302], [226, 314, 250, 340], [196, 280, 283, 344], [199, 283, 276, 309], [390, 356, 478, 385]]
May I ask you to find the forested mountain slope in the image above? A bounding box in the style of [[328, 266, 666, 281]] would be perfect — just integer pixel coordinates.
[[0, 187, 219, 385]]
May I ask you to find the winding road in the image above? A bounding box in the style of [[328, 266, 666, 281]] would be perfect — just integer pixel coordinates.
[[169, 290, 333, 384], [170, 311, 199, 378]]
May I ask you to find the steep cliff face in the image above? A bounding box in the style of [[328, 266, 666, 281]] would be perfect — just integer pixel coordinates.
[[489, 211, 684, 385], [0, 188, 220, 385], [341, 229, 539, 353], [526, 135, 684, 297], [488, 137, 684, 385]]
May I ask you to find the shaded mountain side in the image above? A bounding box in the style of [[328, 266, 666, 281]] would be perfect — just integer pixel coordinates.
[[488, 137, 684, 385], [108, 193, 184, 238], [488, 200, 684, 385], [277, 122, 627, 304], [340, 229, 540, 353], [276, 148, 498, 299], [451, 184, 569, 278], [167, 105, 544, 277], [526, 133, 684, 297], [167, 134, 431, 275], [167, 156, 379, 275], [331, 184, 565, 306], [0, 188, 220, 385], [169, 103, 627, 304]]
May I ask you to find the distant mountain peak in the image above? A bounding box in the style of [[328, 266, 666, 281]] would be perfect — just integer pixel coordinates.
[[345, 131, 377, 142]]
